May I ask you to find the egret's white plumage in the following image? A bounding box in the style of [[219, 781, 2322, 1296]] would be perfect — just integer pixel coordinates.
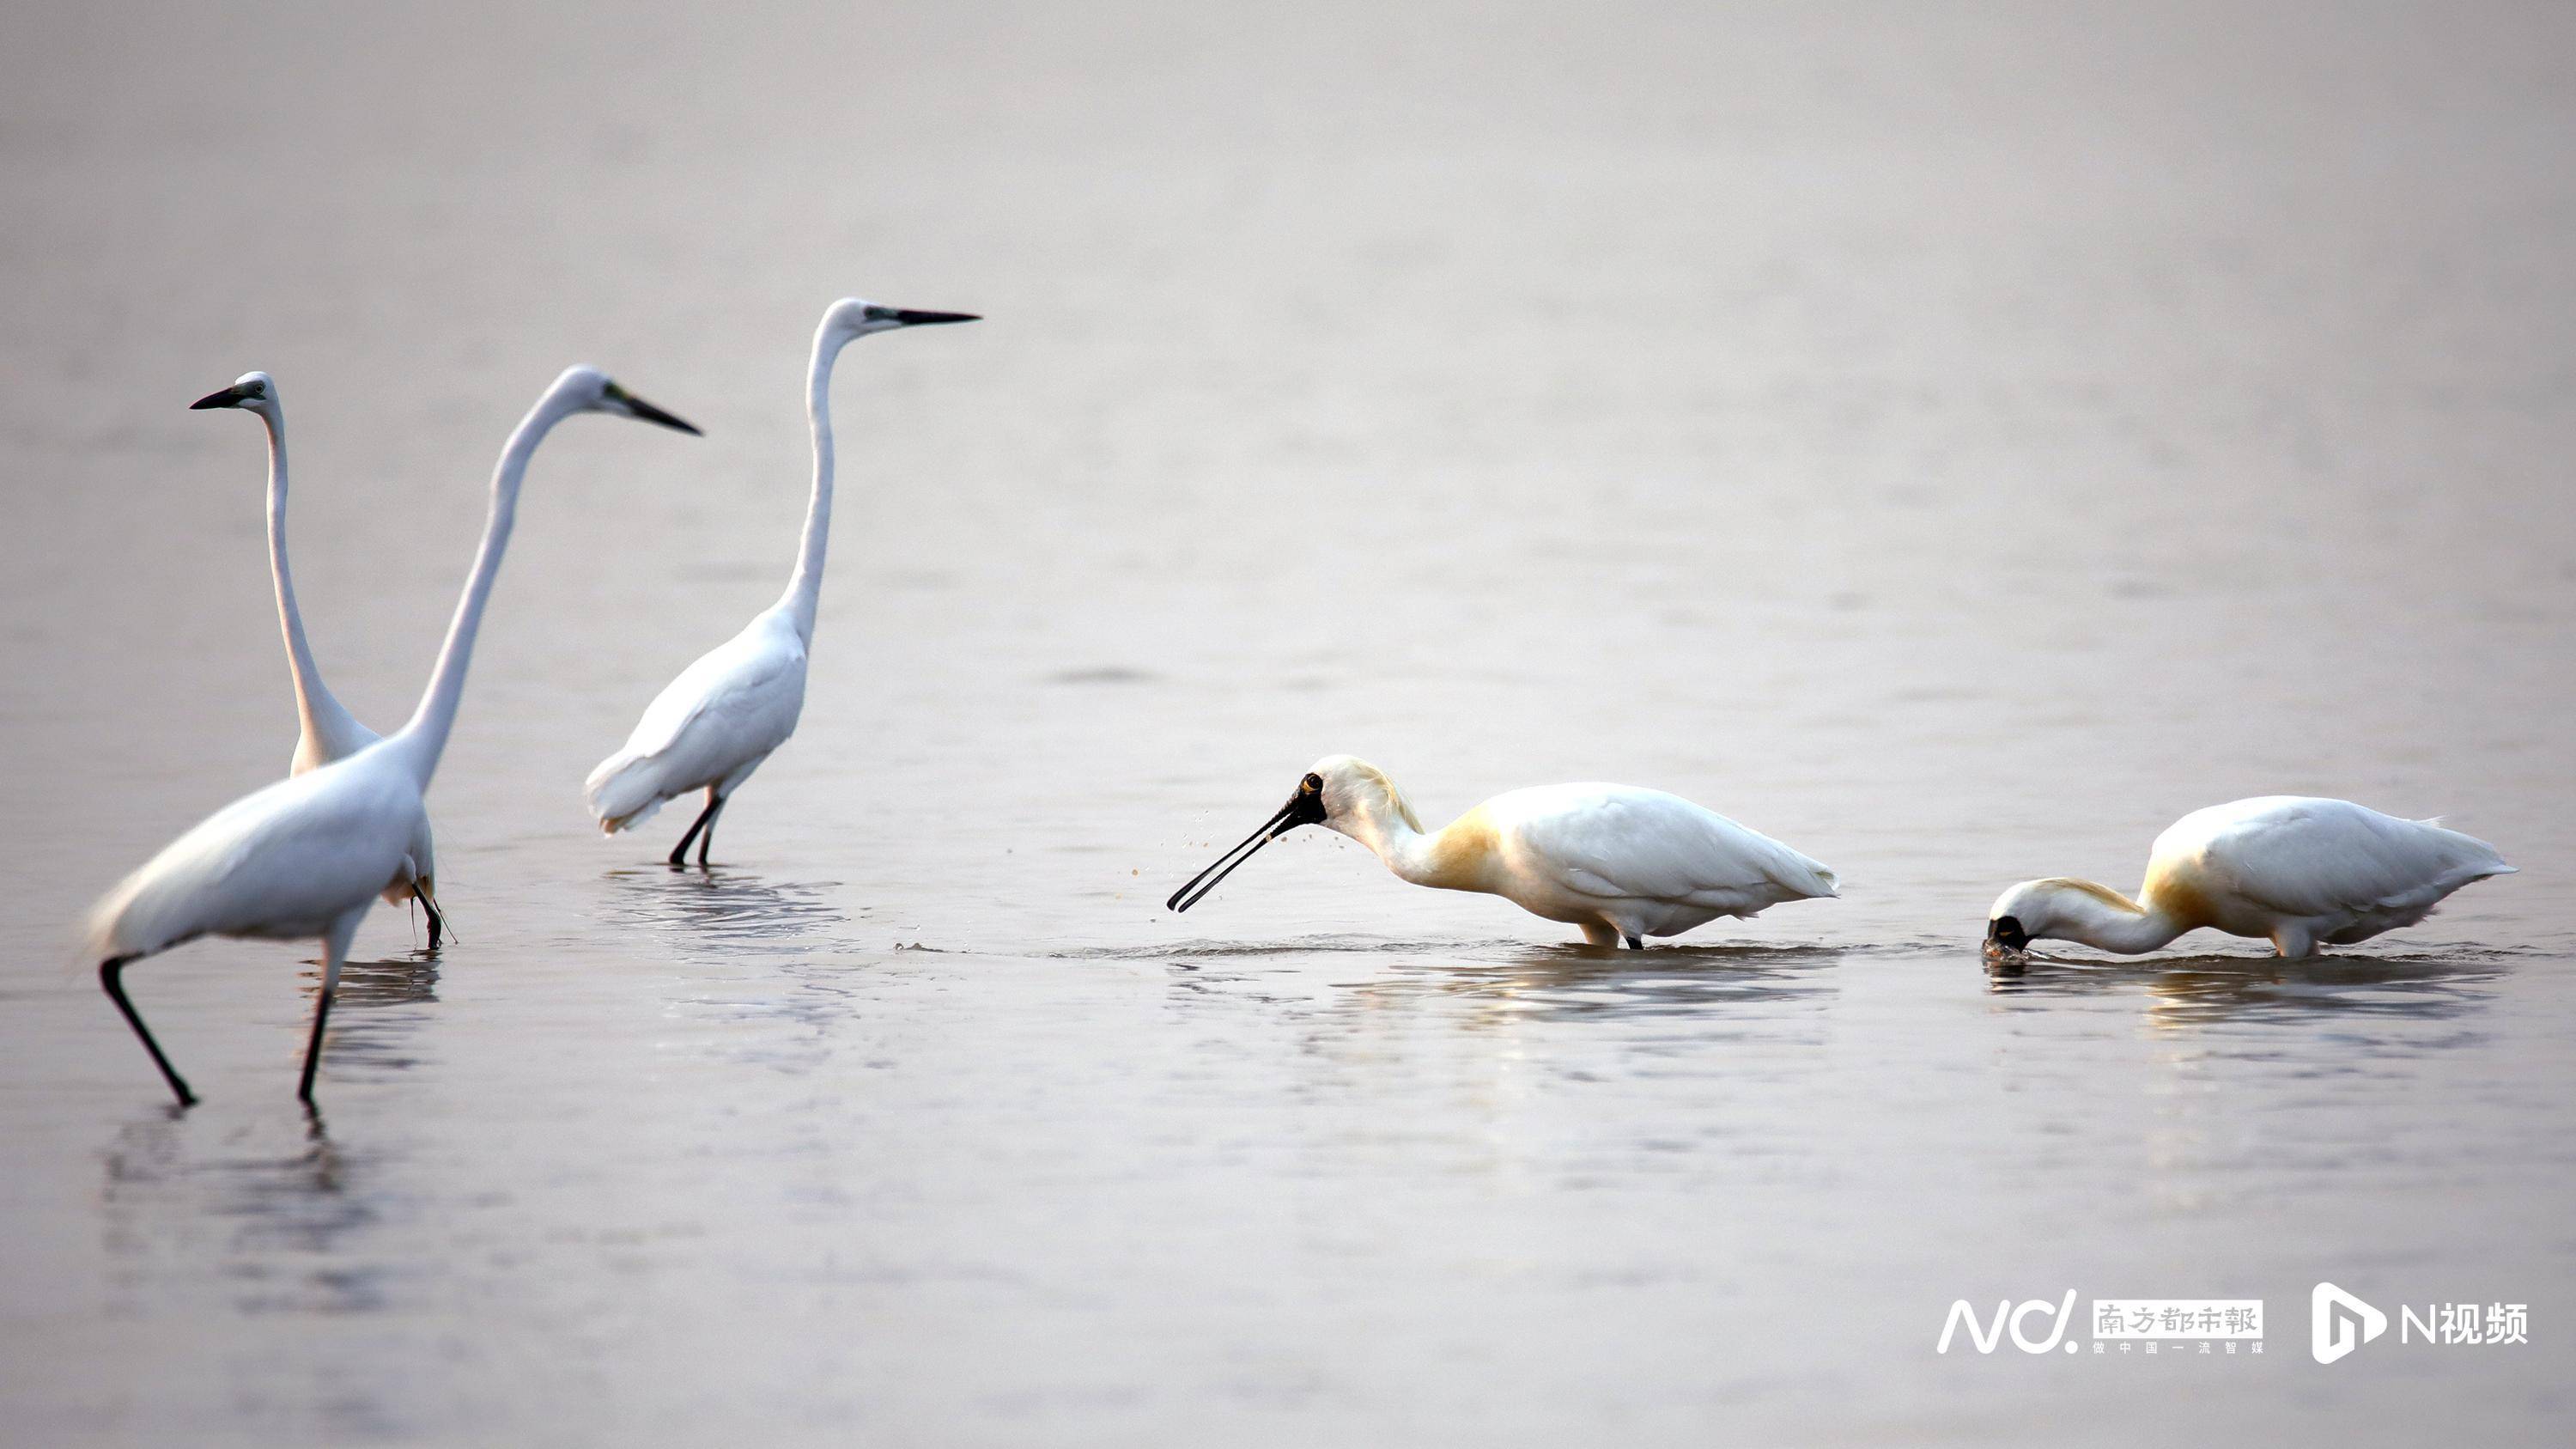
[[1985, 795, 2514, 960], [85, 366, 699, 1105], [1170, 755, 1840, 947], [586, 613, 804, 834], [586, 297, 976, 866], [190, 371, 445, 946]]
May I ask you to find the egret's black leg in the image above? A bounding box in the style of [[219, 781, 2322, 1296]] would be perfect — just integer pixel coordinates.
[[101, 956, 195, 1107], [668, 789, 720, 868], [301, 916, 360, 1105], [297, 989, 334, 1105], [696, 795, 730, 868], [1625, 934, 1644, 951]]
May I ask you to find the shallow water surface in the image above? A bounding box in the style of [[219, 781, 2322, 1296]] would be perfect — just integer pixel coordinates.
[[4, 2, 2574, 1444]]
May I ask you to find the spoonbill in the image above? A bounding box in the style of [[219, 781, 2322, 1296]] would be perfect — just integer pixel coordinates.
[[585, 298, 976, 867], [1168, 755, 1840, 947], [84, 367, 699, 1105], [190, 371, 448, 947], [1985, 796, 2513, 960]]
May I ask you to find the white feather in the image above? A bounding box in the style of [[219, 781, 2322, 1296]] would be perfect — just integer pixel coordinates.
[[86, 749, 423, 960], [1494, 782, 1839, 932], [1989, 795, 2514, 959], [586, 609, 807, 830], [2156, 795, 2513, 946]]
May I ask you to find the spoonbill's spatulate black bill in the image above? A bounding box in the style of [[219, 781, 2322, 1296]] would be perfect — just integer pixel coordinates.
[[1168, 775, 1327, 912]]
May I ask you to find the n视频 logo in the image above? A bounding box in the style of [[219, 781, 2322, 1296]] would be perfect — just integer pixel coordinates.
[[2312, 1282, 2386, 1364]]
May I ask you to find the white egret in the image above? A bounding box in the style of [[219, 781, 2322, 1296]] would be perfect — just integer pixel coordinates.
[[1168, 755, 1841, 947], [585, 297, 975, 867], [85, 367, 700, 1105], [1985, 796, 2513, 960], [189, 371, 447, 947]]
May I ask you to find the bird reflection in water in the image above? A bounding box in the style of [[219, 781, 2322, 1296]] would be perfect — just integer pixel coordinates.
[[597, 867, 851, 957], [598, 868, 860, 1062], [1142, 936, 1846, 1035], [1357, 941, 1846, 1029], [327, 950, 440, 1008], [99, 1105, 392, 1318], [302, 949, 444, 1082], [97, 948, 445, 1315], [1984, 947, 2509, 1030]]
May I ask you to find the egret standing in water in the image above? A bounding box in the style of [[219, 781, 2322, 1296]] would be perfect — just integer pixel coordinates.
[[85, 367, 699, 1105], [1985, 795, 2513, 960], [1169, 755, 1840, 947], [190, 371, 448, 947], [586, 297, 975, 867]]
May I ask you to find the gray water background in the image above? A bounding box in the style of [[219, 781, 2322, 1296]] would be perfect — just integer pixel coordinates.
[[3, 2, 2573, 1442]]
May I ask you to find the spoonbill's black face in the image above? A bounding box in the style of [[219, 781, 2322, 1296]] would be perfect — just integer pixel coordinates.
[[1985, 915, 2031, 954], [1167, 772, 1328, 913]]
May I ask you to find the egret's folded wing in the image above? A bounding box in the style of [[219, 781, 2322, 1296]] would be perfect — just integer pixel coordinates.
[[88, 763, 414, 957], [586, 628, 806, 820]]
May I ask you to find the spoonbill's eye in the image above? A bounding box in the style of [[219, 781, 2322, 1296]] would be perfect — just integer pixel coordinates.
[[1303, 773, 1323, 792]]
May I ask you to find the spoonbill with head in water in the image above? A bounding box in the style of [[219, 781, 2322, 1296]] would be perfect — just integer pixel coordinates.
[[1984, 795, 2513, 961], [1168, 755, 1840, 947], [84, 366, 699, 1106], [586, 297, 976, 867], [189, 371, 448, 948]]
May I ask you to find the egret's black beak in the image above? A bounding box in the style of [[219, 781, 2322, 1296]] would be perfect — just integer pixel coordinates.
[[604, 382, 702, 436], [189, 383, 252, 410], [1986, 916, 2030, 954], [1167, 777, 1328, 913], [890, 308, 980, 327], [625, 395, 702, 435]]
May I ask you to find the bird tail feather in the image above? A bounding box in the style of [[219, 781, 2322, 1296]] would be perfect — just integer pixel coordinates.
[[585, 752, 668, 834], [81, 861, 185, 963], [1768, 841, 1840, 899]]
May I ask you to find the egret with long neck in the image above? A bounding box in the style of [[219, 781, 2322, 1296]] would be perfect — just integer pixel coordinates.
[[586, 296, 976, 867], [190, 371, 448, 945], [86, 367, 698, 1105]]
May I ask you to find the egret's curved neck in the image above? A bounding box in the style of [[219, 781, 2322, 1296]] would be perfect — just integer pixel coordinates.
[[780, 324, 851, 642], [258, 403, 359, 753], [2049, 885, 2189, 955], [391, 384, 578, 786]]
